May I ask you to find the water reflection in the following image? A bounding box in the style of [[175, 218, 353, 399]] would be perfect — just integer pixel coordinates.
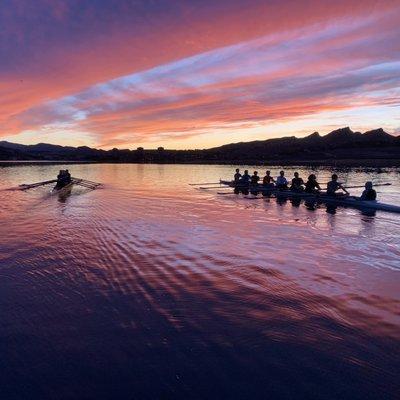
[[290, 197, 301, 207], [304, 199, 317, 211], [56, 186, 73, 203], [0, 163, 399, 399], [325, 203, 337, 214]]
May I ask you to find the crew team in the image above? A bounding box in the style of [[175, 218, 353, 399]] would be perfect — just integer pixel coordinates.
[[233, 169, 376, 200]]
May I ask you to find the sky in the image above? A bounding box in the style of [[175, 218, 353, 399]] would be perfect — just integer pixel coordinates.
[[1, 0, 400, 150]]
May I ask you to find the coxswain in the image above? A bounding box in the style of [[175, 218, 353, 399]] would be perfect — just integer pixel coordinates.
[[250, 171, 260, 185], [326, 174, 349, 196], [290, 172, 304, 191], [262, 170, 275, 187], [234, 168, 241, 183], [360, 181, 376, 201], [305, 174, 321, 193], [276, 171, 288, 190]]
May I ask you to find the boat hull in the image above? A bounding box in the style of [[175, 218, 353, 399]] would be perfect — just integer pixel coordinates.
[[51, 181, 74, 194]]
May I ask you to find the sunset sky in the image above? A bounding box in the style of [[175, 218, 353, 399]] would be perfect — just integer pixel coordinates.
[[1, 0, 400, 149]]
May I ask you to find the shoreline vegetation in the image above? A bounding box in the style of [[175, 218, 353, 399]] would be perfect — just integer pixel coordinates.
[[1, 127, 399, 168], [1, 160, 398, 169]]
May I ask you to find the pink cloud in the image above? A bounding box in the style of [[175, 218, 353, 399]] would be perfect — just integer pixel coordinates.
[[1, 0, 400, 147]]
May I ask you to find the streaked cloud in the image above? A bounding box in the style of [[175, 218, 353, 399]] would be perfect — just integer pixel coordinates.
[[1, 0, 399, 148]]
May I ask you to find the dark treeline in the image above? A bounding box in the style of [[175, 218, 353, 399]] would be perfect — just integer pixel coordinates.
[[1, 127, 399, 167]]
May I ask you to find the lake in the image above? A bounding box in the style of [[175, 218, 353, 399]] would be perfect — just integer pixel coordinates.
[[0, 163, 399, 399]]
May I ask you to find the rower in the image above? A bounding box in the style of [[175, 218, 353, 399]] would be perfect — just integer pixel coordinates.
[[360, 181, 376, 201], [290, 172, 304, 192], [65, 169, 72, 184], [276, 171, 288, 190], [240, 170, 250, 185], [238, 169, 250, 195], [250, 171, 260, 185], [326, 174, 349, 196], [262, 170, 275, 187], [305, 174, 321, 193], [56, 170, 67, 188], [234, 168, 241, 183]]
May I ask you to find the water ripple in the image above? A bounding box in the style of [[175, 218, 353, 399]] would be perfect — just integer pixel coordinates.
[[0, 164, 399, 399]]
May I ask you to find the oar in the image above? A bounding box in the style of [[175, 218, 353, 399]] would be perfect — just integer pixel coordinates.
[[189, 182, 221, 186], [344, 183, 392, 189], [78, 182, 101, 188], [198, 185, 227, 190], [79, 180, 101, 186], [70, 178, 101, 189], [216, 186, 269, 193], [74, 182, 97, 189], [71, 177, 101, 186], [18, 179, 57, 190], [73, 181, 100, 189]]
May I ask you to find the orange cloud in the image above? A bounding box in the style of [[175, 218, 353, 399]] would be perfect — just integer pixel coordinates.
[[1, 0, 399, 147]]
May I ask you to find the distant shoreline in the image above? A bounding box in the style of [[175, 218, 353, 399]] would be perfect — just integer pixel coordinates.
[[1, 127, 399, 168], [0, 160, 92, 164], [1, 159, 399, 169]]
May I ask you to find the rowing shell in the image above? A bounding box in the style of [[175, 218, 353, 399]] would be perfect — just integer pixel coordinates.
[[219, 180, 400, 214], [51, 181, 74, 194]]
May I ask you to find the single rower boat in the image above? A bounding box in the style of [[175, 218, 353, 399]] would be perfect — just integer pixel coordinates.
[[51, 180, 74, 194], [52, 169, 73, 193], [17, 175, 102, 193]]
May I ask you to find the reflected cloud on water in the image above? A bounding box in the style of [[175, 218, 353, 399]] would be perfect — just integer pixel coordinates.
[[0, 163, 399, 399]]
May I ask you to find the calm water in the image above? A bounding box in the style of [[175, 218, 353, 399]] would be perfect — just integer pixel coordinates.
[[0, 164, 399, 400]]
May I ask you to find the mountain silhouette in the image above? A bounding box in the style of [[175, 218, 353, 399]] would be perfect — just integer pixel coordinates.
[[1, 127, 399, 166]]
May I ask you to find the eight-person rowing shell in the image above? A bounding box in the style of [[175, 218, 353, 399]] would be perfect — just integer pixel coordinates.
[[230, 169, 379, 202]]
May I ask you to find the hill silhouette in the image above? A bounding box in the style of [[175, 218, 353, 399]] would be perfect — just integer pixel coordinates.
[[1, 127, 399, 167]]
